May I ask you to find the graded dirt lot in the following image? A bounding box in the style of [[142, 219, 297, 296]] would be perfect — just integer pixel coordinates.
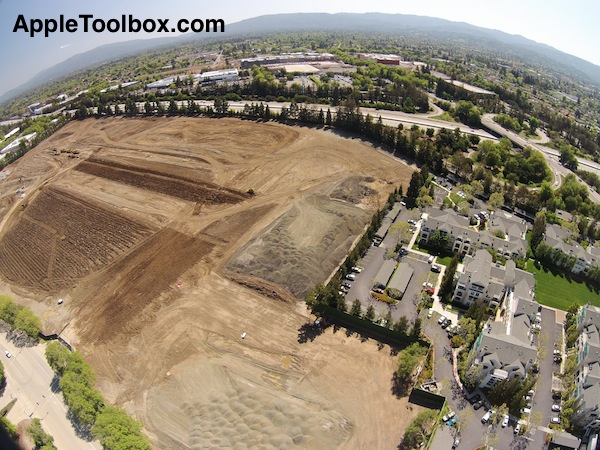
[[0, 117, 418, 449]]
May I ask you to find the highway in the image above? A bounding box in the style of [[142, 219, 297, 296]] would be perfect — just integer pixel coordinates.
[[0, 335, 101, 449]]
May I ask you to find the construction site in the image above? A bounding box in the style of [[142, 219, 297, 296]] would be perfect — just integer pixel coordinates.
[[0, 116, 419, 449]]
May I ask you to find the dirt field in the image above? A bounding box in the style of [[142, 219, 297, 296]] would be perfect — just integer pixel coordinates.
[[0, 117, 418, 449]]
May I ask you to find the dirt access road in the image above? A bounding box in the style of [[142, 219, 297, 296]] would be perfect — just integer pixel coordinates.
[[0, 117, 419, 449]]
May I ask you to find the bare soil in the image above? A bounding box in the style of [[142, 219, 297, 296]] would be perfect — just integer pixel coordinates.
[[0, 117, 418, 449]]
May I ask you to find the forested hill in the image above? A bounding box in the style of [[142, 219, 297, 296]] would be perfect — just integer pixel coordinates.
[[2, 12, 600, 104]]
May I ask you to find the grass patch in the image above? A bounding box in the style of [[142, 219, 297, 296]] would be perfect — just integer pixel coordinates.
[[430, 113, 456, 123], [435, 255, 454, 267], [449, 192, 463, 205], [526, 259, 600, 310]]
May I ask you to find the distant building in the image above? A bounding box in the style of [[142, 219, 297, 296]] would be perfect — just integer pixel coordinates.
[[240, 52, 334, 69], [544, 224, 597, 275], [196, 68, 239, 83]]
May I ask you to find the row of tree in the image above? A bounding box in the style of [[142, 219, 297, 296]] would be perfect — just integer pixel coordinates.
[[0, 295, 41, 340], [45, 342, 150, 449]]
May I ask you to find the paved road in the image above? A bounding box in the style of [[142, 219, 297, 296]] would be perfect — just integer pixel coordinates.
[[0, 336, 101, 450]]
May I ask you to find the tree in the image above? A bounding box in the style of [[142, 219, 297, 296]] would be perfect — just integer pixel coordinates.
[[529, 117, 539, 135], [45, 341, 71, 375], [365, 305, 375, 322], [350, 299, 362, 317], [389, 222, 412, 244], [406, 171, 423, 208], [488, 192, 504, 210], [428, 230, 449, 253], [26, 418, 56, 450], [384, 310, 393, 329], [396, 342, 427, 381], [393, 316, 409, 334], [439, 253, 460, 302], [530, 211, 546, 253], [92, 405, 150, 450], [560, 146, 578, 171], [410, 318, 422, 338], [13, 307, 41, 339]]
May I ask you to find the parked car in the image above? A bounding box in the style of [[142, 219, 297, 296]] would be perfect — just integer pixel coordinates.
[[528, 389, 535, 396], [552, 404, 562, 412], [351, 266, 363, 273], [520, 407, 531, 415], [438, 315, 447, 325], [481, 410, 493, 423], [501, 415, 509, 428], [431, 264, 441, 273], [345, 273, 356, 281], [408, 219, 417, 225], [452, 437, 460, 449], [427, 308, 433, 319], [428, 255, 435, 264], [341, 282, 351, 289], [441, 318, 452, 329], [514, 423, 522, 434], [422, 282, 434, 289], [372, 287, 384, 294], [552, 391, 562, 400], [468, 394, 481, 404], [4, 350, 10, 358], [473, 400, 484, 410], [442, 411, 455, 422], [551, 416, 561, 424]]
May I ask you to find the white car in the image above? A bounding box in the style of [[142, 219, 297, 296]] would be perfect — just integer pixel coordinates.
[[521, 407, 531, 415], [552, 404, 562, 412], [481, 410, 494, 423], [501, 415, 509, 428], [345, 274, 356, 281], [551, 416, 561, 424], [351, 266, 363, 273], [427, 308, 433, 319], [4, 350, 11, 358], [514, 423, 522, 434], [438, 315, 447, 325]]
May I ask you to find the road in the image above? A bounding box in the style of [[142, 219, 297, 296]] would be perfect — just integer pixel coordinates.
[[0, 336, 100, 450]]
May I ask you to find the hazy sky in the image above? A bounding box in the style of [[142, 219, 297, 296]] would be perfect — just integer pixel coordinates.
[[1, 0, 599, 98]]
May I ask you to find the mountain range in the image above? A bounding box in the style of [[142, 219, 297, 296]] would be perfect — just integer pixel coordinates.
[[2, 12, 600, 104]]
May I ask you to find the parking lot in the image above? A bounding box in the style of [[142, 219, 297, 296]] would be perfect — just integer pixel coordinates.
[[343, 208, 438, 324]]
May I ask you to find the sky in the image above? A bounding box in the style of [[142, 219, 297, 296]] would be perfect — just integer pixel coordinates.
[[0, 0, 599, 98]]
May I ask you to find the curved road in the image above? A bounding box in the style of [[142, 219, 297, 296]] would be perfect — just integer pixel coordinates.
[[0, 335, 100, 449]]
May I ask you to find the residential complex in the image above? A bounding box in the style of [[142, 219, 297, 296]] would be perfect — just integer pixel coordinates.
[[573, 304, 600, 432], [419, 207, 528, 260]]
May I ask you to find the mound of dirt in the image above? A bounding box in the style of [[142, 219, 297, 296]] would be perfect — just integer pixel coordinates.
[[227, 195, 368, 298], [330, 176, 377, 204]]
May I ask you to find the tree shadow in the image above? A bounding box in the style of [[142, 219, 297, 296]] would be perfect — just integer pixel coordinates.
[[297, 322, 330, 344], [67, 411, 94, 442], [391, 372, 410, 398]]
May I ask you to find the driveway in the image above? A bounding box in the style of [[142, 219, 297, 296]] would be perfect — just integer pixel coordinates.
[[0, 336, 101, 449]]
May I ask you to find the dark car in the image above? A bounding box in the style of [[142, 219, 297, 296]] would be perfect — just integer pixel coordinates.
[[441, 318, 452, 329], [468, 394, 481, 404], [431, 264, 441, 273], [473, 400, 484, 410]]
